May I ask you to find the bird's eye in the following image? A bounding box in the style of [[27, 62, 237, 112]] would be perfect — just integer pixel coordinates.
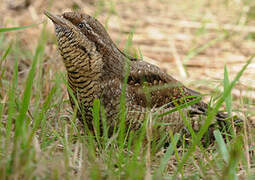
[[78, 23, 84, 29]]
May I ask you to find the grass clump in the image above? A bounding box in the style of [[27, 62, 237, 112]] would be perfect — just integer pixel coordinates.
[[0, 11, 254, 180]]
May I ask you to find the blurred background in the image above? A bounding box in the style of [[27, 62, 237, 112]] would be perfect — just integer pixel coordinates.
[[1, 1, 255, 178], [1, 0, 255, 115]]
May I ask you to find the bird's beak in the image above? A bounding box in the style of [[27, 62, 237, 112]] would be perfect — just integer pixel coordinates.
[[44, 11, 66, 26]]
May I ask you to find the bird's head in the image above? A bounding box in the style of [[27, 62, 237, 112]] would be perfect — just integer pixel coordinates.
[[46, 11, 114, 51], [45, 11, 127, 79], [45, 11, 118, 72]]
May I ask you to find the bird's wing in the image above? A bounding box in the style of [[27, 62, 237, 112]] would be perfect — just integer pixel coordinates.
[[127, 59, 201, 108]]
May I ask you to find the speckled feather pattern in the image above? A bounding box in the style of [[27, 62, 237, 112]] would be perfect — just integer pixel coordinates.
[[47, 11, 228, 135]]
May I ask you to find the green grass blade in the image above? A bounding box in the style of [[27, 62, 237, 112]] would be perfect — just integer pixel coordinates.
[[118, 30, 134, 148], [157, 95, 202, 118], [1, 42, 12, 62], [173, 55, 253, 178], [157, 133, 180, 175], [14, 23, 47, 143], [224, 65, 232, 116], [214, 129, 229, 163], [92, 99, 101, 146], [0, 102, 3, 132], [5, 57, 18, 150], [221, 136, 243, 180], [0, 24, 39, 33], [7, 23, 47, 175], [183, 34, 226, 63], [0, 42, 13, 80], [26, 84, 57, 146]]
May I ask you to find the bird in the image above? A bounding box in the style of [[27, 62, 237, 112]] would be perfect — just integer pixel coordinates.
[[44, 11, 234, 139]]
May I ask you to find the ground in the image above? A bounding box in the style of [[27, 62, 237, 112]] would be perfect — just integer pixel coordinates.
[[0, 0, 255, 179]]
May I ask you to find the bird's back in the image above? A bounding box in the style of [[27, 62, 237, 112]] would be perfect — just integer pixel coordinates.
[[45, 11, 232, 139], [97, 58, 213, 134]]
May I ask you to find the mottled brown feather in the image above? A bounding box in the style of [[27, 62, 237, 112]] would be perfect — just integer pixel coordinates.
[[45, 11, 232, 136]]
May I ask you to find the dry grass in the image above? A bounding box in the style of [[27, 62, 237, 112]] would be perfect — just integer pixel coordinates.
[[1, 0, 255, 179], [2, 0, 255, 99]]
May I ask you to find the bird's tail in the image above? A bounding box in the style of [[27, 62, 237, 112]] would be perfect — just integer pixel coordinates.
[[189, 101, 242, 137]]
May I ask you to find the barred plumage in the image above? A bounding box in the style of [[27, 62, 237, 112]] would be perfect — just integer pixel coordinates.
[[45, 11, 232, 137]]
